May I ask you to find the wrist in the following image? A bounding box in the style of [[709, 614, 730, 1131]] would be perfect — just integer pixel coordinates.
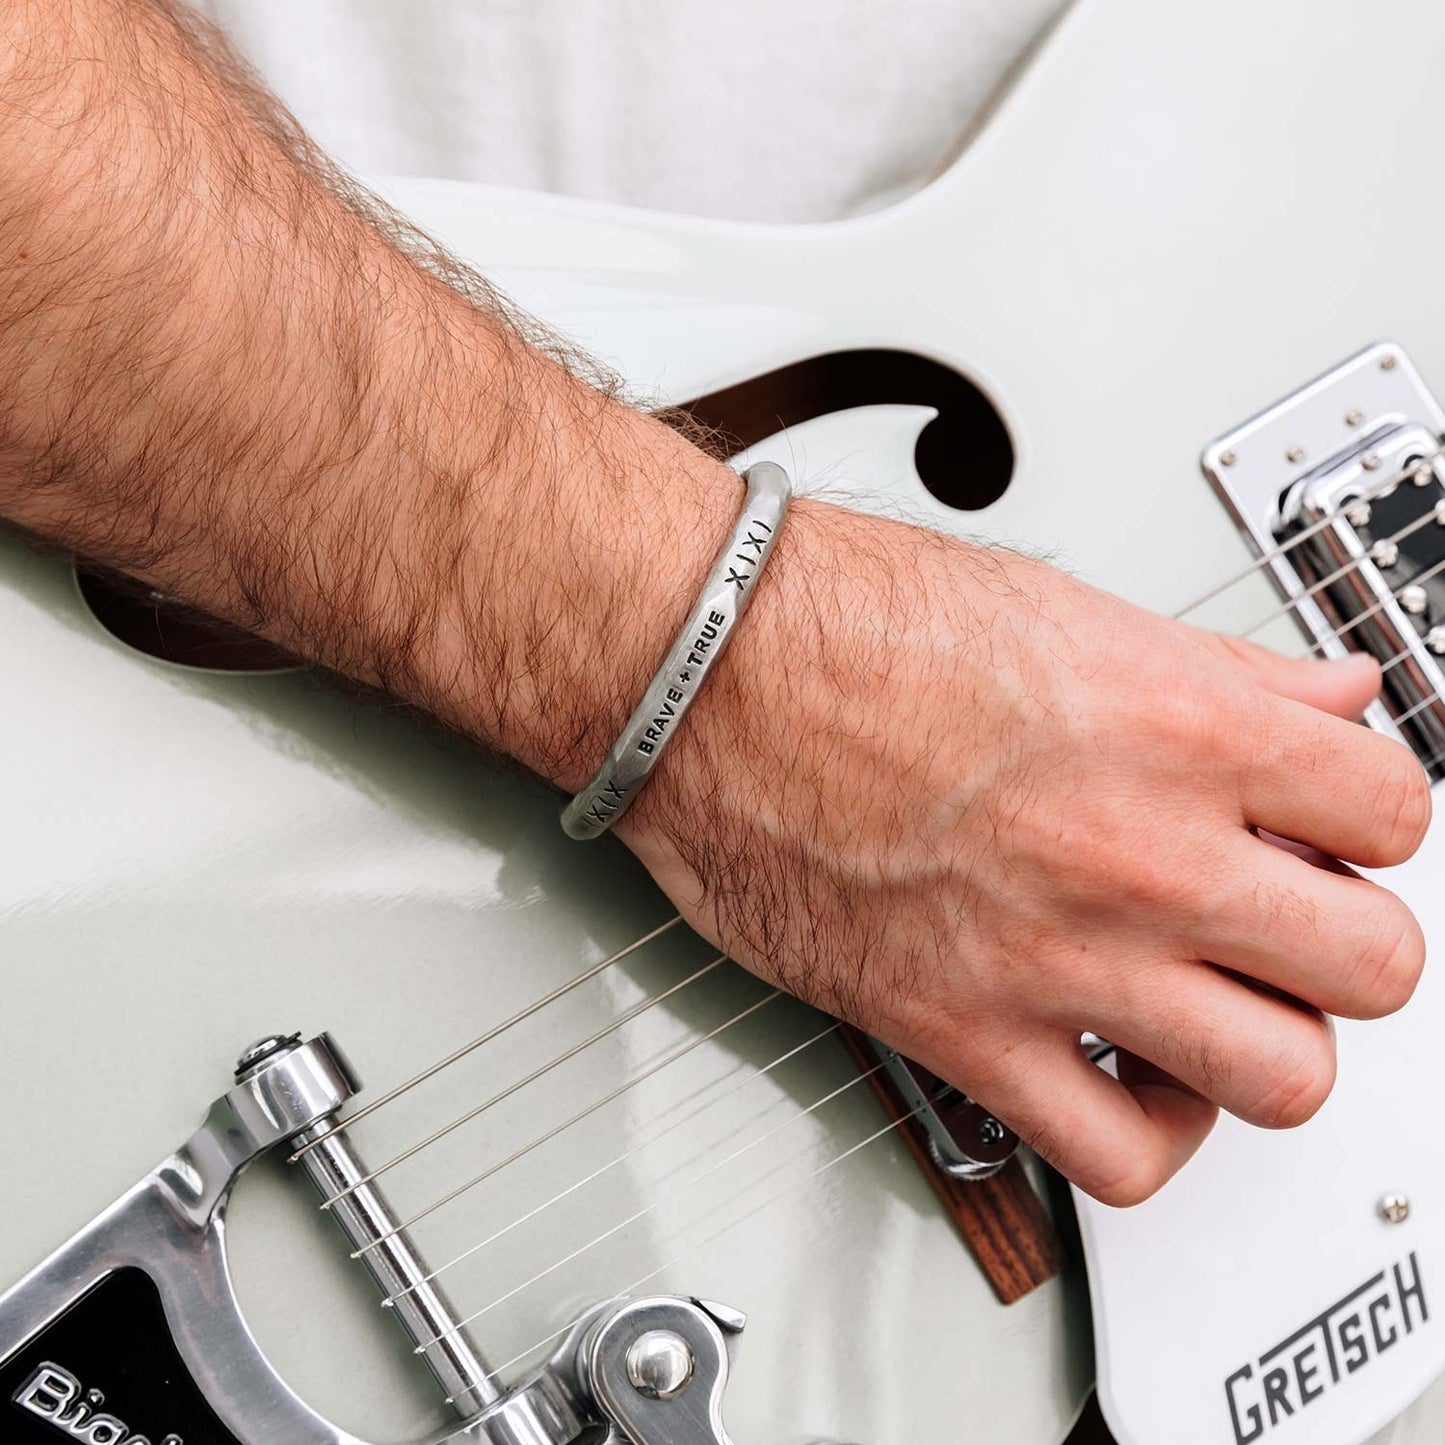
[[413, 358, 750, 791]]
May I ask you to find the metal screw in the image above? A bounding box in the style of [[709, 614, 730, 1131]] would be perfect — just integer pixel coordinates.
[[1379, 1193, 1410, 1224], [1427, 626, 1445, 655], [1382, 355, 1398, 371], [1286, 446, 1305, 463], [235, 1033, 301, 1078], [1345, 410, 1365, 427], [1400, 584, 1429, 616], [1219, 449, 1237, 467], [978, 1118, 1006, 1148], [1417, 461, 1437, 487], [626, 1331, 694, 1400], [1370, 540, 1400, 568], [1362, 452, 1383, 471], [1345, 500, 1371, 527]]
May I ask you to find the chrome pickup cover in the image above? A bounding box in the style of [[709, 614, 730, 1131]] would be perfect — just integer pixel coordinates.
[[1204, 342, 1445, 776]]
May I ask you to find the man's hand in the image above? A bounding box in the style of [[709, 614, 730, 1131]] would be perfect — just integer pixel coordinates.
[[621, 504, 1431, 1205], [0, 0, 1429, 1207]]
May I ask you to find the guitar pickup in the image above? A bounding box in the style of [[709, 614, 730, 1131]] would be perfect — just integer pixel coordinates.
[[1205, 342, 1445, 776]]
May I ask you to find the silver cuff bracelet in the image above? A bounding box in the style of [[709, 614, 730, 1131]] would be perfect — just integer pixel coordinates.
[[561, 460, 792, 840]]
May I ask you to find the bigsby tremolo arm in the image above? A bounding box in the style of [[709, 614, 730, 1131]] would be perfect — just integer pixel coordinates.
[[0, 1034, 745, 1445]]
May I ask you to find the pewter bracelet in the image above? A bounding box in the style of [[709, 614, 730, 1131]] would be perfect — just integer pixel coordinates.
[[561, 460, 792, 840]]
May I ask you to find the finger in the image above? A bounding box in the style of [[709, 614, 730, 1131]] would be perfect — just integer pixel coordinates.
[[1201, 633, 1380, 719], [1195, 833, 1424, 1018], [971, 1030, 1217, 1207], [1238, 696, 1431, 867], [1084, 957, 1339, 1128]]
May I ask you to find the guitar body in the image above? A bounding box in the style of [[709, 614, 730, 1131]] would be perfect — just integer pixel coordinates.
[[4, 2, 1445, 1443]]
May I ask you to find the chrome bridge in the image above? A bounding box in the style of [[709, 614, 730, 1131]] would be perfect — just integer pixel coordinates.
[[0, 1034, 744, 1445], [1205, 342, 1445, 775]]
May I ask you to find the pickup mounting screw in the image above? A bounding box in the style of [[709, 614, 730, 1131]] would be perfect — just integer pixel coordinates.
[[1286, 446, 1305, 463], [626, 1330, 694, 1399], [1399, 584, 1429, 616], [1379, 1193, 1410, 1224], [1362, 452, 1383, 471], [1345, 410, 1365, 427], [1219, 449, 1237, 467], [1370, 540, 1400, 568], [1381, 355, 1398, 371]]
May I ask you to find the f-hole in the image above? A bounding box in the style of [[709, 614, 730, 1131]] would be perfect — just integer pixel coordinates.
[[76, 348, 1013, 670], [673, 348, 1014, 513], [75, 567, 298, 672]]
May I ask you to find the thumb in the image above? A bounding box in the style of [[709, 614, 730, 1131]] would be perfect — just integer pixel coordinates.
[[1204, 633, 1381, 720]]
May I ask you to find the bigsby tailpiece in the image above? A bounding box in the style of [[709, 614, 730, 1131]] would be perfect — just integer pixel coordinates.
[[0, 1033, 745, 1445]]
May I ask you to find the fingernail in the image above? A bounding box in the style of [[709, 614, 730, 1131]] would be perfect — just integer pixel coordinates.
[[1323, 652, 1379, 674]]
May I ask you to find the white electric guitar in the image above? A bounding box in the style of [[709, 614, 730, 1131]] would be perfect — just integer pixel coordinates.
[[4, 3, 1445, 1444]]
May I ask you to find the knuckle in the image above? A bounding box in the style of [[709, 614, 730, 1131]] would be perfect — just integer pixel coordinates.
[[1243, 1031, 1336, 1129], [1086, 1144, 1175, 1208], [1373, 753, 1432, 861]]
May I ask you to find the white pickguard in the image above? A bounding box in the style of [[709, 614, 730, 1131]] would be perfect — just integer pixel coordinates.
[[5, 1, 1445, 1443]]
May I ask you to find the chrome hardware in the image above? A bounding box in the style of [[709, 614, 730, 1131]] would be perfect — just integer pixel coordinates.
[[864, 1038, 1017, 1179], [576, 1296, 744, 1445], [1380, 1194, 1412, 1224], [1204, 341, 1445, 773], [625, 1330, 695, 1399], [0, 1035, 752, 1445], [234, 1037, 501, 1416]]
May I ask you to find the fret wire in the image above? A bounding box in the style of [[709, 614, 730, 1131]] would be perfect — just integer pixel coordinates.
[[322, 953, 729, 1207], [409, 1060, 887, 1350], [1171, 449, 1441, 621], [355, 989, 783, 1256], [381, 1019, 843, 1307], [462, 1084, 949, 1384], [289, 914, 686, 1161]]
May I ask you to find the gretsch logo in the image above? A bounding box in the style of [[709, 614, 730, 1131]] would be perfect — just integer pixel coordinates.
[[1224, 1253, 1427, 1443], [11, 1362, 182, 1444]]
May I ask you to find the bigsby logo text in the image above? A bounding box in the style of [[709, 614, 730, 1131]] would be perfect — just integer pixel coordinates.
[[12, 1361, 183, 1445], [1225, 1253, 1427, 1443]]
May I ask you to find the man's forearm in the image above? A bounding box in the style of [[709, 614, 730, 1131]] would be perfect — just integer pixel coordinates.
[[0, 0, 742, 788]]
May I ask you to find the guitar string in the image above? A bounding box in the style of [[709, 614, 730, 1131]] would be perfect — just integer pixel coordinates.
[[443, 1084, 951, 1378], [291, 448, 1436, 1171], [410, 1060, 887, 1350], [380, 1019, 843, 1305], [1169, 450, 1441, 619], [322, 953, 729, 1207], [1236, 503, 1444, 641], [289, 913, 686, 1161], [353, 988, 783, 1254], [399, 455, 1445, 1350]]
